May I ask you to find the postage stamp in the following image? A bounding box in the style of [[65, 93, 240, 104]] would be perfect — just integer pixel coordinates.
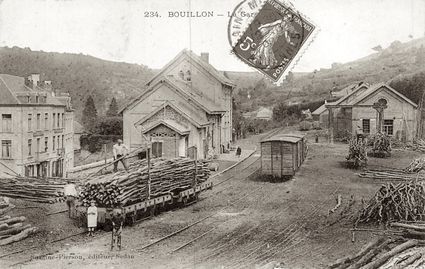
[[228, 0, 317, 84]]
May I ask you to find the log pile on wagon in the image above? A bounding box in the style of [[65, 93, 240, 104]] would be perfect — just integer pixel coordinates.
[[0, 177, 65, 203], [0, 197, 37, 245], [80, 157, 211, 207]]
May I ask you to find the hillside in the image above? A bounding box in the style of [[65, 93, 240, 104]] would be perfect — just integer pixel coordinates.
[[0, 47, 155, 120]]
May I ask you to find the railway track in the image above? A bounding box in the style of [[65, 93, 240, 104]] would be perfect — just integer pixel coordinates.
[[2, 127, 287, 266]]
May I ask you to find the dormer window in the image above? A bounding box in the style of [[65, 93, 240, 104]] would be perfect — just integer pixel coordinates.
[[179, 70, 184, 79], [186, 70, 191, 82]]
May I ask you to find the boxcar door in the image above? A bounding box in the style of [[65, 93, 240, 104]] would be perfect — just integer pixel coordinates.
[[281, 142, 293, 176], [271, 141, 282, 177]]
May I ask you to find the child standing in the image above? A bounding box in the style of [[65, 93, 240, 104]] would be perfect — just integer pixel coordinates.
[[87, 201, 98, 236]]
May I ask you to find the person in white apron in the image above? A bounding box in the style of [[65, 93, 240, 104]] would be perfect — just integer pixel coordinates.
[[87, 201, 98, 236]]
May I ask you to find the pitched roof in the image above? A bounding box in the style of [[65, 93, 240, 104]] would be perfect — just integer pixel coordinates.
[[141, 119, 190, 135], [330, 83, 370, 106], [120, 76, 225, 115], [0, 74, 66, 106], [146, 49, 235, 87], [134, 101, 208, 128], [349, 83, 417, 107], [331, 82, 366, 98], [312, 104, 327, 115], [0, 74, 28, 104]]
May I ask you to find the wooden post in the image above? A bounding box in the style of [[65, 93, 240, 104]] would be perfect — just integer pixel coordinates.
[[147, 145, 151, 200], [373, 100, 387, 133], [328, 107, 334, 144], [193, 147, 197, 187], [103, 144, 107, 165]]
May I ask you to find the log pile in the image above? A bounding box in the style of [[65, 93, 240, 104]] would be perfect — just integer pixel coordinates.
[[329, 238, 422, 269], [346, 139, 367, 168], [404, 157, 425, 173], [80, 157, 211, 207], [358, 169, 425, 182], [413, 139, 425, 153], [370, 132, 392, 155], [0, 177, 65, 203], [0, 197, 37, 245], [355, 181, 425, 225]]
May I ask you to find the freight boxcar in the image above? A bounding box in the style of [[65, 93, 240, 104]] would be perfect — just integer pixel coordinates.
[[260, 133, 307, 178]]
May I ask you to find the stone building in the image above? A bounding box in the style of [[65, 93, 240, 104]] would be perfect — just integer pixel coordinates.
[[313, 82, 417, 141], [0, 74, 74, 178], [120, 49, 235, 159]]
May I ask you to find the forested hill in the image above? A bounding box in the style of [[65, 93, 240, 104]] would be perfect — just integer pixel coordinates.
[[229, 37, 425, 113], [0, 47, 155, 120]]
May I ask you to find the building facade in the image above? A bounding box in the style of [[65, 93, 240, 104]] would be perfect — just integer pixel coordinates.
[[121, 50, 235, 159], [0, 74, 74, 178], [318, 82, 418, 142]]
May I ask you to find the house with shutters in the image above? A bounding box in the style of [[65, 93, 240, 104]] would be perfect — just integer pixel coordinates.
[[313, 82, 418, 142], [120, 49, 235, 159]]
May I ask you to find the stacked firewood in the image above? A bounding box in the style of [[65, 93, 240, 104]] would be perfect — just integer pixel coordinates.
[[80, 157, 211, 207], [346, 138, 367, 168], [413, 139, 425, 152], [358, 169, 425, 182], [355, 181, 425, 225], [0, 197, 37, 245], [329, 238, 423, 269], [0, 178, 65, 203], [404, 157, 425, 173], [370, 132, 391, 154]]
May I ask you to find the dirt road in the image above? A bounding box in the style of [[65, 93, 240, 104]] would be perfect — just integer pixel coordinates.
[[2, 133, 421, 269]]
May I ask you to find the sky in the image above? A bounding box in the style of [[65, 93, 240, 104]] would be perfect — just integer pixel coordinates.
[[0, 0, 424, 72]]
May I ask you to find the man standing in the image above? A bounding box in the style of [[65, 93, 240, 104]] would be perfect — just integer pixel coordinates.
[[113, 139, 129, 172], [64, 180, 78, 218], [355, 125, 364, 142], [111, 207, 125, 251]]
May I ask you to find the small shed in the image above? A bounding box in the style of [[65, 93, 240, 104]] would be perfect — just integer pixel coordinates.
[[260, 133, 307, 178]]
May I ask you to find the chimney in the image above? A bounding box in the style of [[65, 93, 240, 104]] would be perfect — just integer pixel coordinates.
[[200, 52, 209, 63], [26, 74, 40, 88]]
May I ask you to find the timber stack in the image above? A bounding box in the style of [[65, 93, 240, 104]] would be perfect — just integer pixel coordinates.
[[329, 238, 423, 269], [0, 197, 37, 246], [0, 177, 65, 203], [355, 181, 425, 225], [358, 169, 425, 182], [80, 157, 211, 207], [404, 157, 425, 173]]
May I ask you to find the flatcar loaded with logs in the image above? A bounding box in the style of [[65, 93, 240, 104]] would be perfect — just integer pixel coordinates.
[[76, 157, 212, 231], [260, 133, 307, 179]]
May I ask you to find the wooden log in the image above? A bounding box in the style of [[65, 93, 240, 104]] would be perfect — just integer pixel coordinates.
[[391, 222, 425, 232], [346, 238, 392, 269], [0, 223, 29, 236], [0, 223, 8, 231], [328, 237, 386, 269], [0, 227, 37, 246], [361, 240, 418, 269], [392, 252, 421, 269], [0, 215, 10, 222], [0, 216, 26, 226]]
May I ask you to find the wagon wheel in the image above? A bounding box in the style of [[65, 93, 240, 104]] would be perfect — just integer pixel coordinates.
[[181, 197, 188, 208], [150, 204, 157, 217]]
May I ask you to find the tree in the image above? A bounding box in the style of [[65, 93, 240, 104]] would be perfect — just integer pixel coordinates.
[[106, 97, 119, 117], [82, 95, 98, 131]]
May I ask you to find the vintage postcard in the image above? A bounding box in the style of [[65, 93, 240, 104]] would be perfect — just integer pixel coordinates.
[[0, 0, 424, 268]]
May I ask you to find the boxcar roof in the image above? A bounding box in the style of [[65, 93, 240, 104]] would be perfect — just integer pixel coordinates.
[[261, 133, 306, 143]]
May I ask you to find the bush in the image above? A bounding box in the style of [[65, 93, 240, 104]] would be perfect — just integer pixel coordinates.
[[80, 134, 121, 153], [299, 121, 313, 131], [370, 132, 391, 154]]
